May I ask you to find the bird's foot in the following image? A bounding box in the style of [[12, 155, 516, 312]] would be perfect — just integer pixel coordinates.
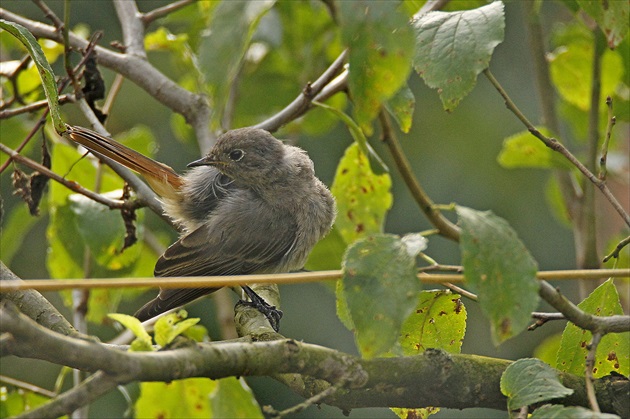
[[239, 286, 283, 332]]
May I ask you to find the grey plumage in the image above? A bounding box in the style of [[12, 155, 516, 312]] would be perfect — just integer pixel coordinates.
[[134, 128, 336, 322]]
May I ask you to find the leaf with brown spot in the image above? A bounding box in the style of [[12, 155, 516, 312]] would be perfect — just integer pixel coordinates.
[[556, 279, 629, 378], [331, 143, 392, 245]]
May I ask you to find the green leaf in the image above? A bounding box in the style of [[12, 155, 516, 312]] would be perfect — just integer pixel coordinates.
[[198, 0, 276, 128], [339, 1, 415, 134], [69, 192, 143, 270], [500, 358, 574, 411], [412, 2, 505, 111], [154, 311, 200, 347], [341, 234, 424, 358], [556, 279, 629, 378], [530, 404, 621, 419], [549, 23, 624, 111], [305, 226, 346, 271], [384, 84, 416, 133], [136, 378, 214, 418], [577, 0, 629, 49], [545, 176, 572, 228], [0, 388, 54, 418], [0, 20, 64, 132], [331, 143, 393, 245], [108, 313, 154, 352], [497, 127, 572, 170], [399, 290, 467, 355], [209, 377, 263, 418], [533, 333, 563, 367], [457, 206, 540, 344], [394, 289, 460, 416], [0, 205, 40, 265], [47, 203, 87, 280]]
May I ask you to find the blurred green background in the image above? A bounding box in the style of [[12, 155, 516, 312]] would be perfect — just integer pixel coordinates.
[[1, 1, 625, 418]]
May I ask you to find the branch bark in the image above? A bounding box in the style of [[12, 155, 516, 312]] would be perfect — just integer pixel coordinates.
[[1, 301, 626, 417]]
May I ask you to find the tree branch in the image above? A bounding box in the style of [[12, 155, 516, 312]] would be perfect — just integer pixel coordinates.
[[254, 50, 349, 133], [140, 0, 195, 26], [538, 280, 630, 334], [0, 142, 131, 210], [0, 261, 78, 340], [483, 68, 630, 228], [0, 8, 213, 150], [2, 301, 624, 416]]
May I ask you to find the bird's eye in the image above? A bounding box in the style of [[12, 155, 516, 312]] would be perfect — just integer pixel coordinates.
[[228, 149, 245, 161]]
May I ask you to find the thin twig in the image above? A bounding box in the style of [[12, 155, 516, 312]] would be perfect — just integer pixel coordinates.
[[0, 30, 102, 174], [0, 142, 131, 210], [585, 332, 603, 413], [538, 280, 630, 334], [264, 373, 351, 418], [603, 235, 630, 263], [0, 94, 73, 118], [599, 96, 615, 181], [528, 312, 565, 331], [254, 50, 349, 132], [483, 69, 630, 228], [141, 0, 195, 26], [102, 74, 124, 116], [32, 0, 64, 30], [442, 283, 477, 301], [0, 374, 57, 398], [0, 8, 213, 150]]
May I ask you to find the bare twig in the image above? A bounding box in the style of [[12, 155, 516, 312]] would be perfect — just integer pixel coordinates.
[[585, 332, 603, 413], [0, 142, 132, 210], [528, 312, 565, 331], [442, 283, 477, 301], [538, 280, 630, 334], [0, 94, 73, 118], [0, 8, 213, 149], [141, 0, 195, 26], [0, 374, 57, 398], [254, 50, 349, 132], [32, 0, 64, 30], [0, 29, 102, 174], [603, 235, 630, 263], [114, 0, 147, 58], [599, 96, 616, 181], [264, 372, 352, 418], [483, 69, 630, 228]]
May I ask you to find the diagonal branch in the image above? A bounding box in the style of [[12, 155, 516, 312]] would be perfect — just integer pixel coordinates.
[[254, 50, 349, 132], [483, 69, 630, 228]]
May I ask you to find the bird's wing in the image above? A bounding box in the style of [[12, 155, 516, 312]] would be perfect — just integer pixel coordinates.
[[134, 197, 297, 321]]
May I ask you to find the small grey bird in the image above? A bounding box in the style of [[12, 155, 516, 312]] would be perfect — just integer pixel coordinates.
[[64, 126, 336, 330]]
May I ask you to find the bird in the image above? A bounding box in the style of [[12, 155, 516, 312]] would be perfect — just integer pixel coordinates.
[[63, 125, 336, 331]]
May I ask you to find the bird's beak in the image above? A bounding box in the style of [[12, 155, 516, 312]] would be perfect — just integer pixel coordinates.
[[187, 155, 218, 168]]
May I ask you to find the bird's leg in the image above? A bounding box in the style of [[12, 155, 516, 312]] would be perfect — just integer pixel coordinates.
[[238, 286, 283, 332]]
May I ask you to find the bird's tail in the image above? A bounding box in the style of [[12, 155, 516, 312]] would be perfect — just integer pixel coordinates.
[[63, 125, 183, 199]]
